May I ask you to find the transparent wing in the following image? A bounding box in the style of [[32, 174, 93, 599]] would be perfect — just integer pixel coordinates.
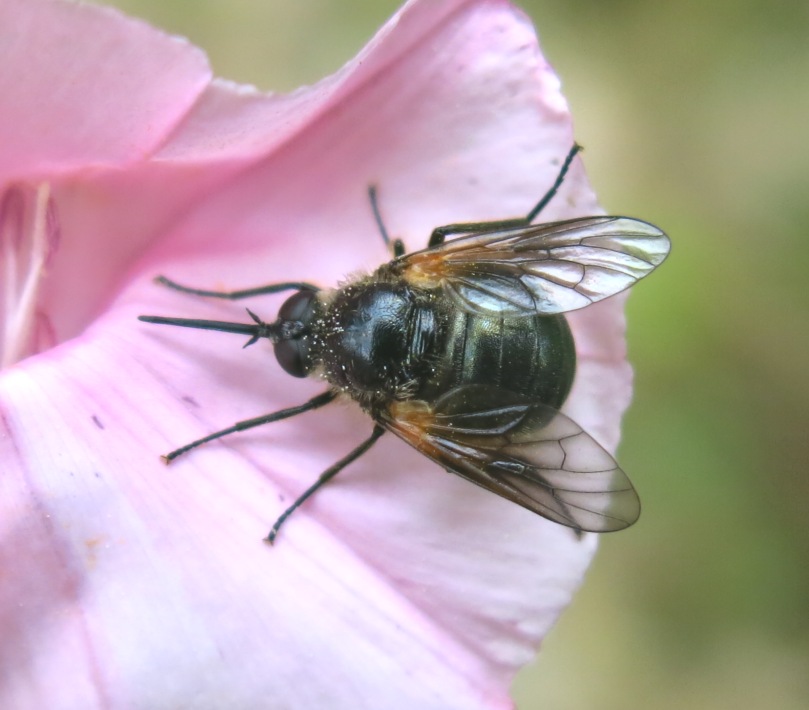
[[400, 216, 670, 316], [381, 385, 640, 532]]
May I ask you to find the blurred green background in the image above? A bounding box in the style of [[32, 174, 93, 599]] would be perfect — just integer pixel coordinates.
[[93, 1, 809, 707]]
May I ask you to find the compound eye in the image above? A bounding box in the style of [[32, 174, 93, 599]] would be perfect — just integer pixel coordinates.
[[278, 289, 316, 323], [274, 290, 317, 377], [274, 338, 311, 378]]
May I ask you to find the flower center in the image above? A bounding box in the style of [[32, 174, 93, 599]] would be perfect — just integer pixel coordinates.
[[0, 183, 59, 368]]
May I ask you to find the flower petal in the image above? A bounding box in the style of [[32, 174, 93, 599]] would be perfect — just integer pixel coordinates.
[[0, 0, 211, 182], [0, 0, 632, 707], [1, 334, 596, 706]]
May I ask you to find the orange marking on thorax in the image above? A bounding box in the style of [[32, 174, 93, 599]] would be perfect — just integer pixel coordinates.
[[403, 253, 447, 289]]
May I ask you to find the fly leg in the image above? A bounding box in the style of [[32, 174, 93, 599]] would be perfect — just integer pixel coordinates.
[[266, 425, 386, 544], [153, 275, 319, 298], [426, 143, 582, 248], [160, 390, 337, 462]]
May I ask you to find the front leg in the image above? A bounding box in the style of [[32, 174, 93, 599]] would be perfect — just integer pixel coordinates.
[[153, 275, 319, 299]]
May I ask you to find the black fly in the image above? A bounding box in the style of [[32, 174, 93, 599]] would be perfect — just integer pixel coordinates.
[[139, 145, 670, 543]]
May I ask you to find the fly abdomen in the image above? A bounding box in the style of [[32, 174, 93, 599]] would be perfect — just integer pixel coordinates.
[[419, 309, 576, 411]]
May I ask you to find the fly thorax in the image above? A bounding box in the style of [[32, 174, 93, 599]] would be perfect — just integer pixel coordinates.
[[317, 282, 440, 397]]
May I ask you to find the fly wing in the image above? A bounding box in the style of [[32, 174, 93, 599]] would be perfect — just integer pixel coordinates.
[[381, 385, 640, 533], [400, 216, 670, 316]]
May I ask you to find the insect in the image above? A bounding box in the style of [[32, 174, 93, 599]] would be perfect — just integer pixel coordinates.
[[139, 145, 670, 543]]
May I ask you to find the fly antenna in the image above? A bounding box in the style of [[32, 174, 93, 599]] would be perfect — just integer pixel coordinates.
[[138, 309, 280, 347]]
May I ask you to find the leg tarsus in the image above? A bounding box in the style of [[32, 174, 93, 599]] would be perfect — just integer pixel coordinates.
[[426, 143, 583, 248], [524, 142, 582, 223], [266, 425, 385, 544], [368, 186, 405, 257], [162, 390, 337, 462], [155, 275, 319, 300]]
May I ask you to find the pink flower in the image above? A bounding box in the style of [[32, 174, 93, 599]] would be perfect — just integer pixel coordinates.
[[0, 0, 634, 707]]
